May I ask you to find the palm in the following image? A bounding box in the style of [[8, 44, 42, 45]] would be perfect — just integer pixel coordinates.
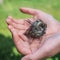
[[6, 8, 60, 56]]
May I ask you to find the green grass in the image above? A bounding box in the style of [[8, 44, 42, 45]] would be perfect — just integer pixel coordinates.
[[0, 0, 60, 60]]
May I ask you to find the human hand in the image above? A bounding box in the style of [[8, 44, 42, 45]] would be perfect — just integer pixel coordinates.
[[6, 7, 60, 60], [18, 8, 60, 60], [6, 7, 46, 56]]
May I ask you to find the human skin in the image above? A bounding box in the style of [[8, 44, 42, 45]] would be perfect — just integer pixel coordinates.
[[6, 7, 60, 60]]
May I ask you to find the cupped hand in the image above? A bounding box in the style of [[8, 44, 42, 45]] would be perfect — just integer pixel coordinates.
[[19, 8, 60, 60], [6, 7, 60, 60]]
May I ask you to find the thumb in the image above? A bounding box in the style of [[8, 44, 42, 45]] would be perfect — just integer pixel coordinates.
[[20, 7, 40, 16], [21, 54, 38, 60], [21, 55, 30, 60]]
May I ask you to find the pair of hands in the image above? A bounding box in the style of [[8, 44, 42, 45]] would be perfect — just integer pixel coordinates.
[[6, 7, 60, 60]]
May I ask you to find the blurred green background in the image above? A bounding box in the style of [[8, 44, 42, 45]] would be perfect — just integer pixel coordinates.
[[0, 0, 60, 60]]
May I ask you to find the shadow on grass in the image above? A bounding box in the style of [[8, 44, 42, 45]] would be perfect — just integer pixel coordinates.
[[0, 34, 60, 60], [0, 34, 23, 60]]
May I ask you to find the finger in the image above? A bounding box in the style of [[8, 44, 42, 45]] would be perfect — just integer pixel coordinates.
[[25, 17, 36, 24], [21, 55, 31, 60], [20, 7, 50, 17], [21, 56, 28, 60], [24, 17, 38, 28], [21, 53, 46, 60], [8, 25, 15, 33], [7, 18, 27, 30], [8, 25, 31, 55], [12, 19, 25, 24], [21, 55, 37, 60], [7, 16, 36, 24], [20, 7, 40, 16], [20, 7, 57, 24], [7, 16, 25, 24], [9, 25, 28, 42]]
